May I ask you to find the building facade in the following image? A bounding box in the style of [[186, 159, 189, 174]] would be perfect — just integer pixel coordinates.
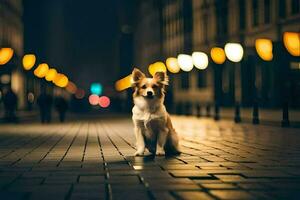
[[0, 0, 26, 109], [133, 0, 300, 112]]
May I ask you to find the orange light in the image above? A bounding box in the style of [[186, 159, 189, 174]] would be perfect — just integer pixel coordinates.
[[283, 32, 300, 57], [210, 47, 226, 64], [148, 62, 167, 76], [66, 81, 77, 94], [99, 96, 110, 108], [255, 39, 273, 61], [115, 74, 132, 91], [22, 54, 36, 70], [166, 57, 180, 73], [34, 63, 49, 78], [0, 48, 14, 65], [75, 89, 85, 99], [89, 94, 99, 105], [53, 73, 69, 88], [45, 68, 57, 81]]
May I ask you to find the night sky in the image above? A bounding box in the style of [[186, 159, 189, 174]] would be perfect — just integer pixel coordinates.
[[23, 0, 121, 91]]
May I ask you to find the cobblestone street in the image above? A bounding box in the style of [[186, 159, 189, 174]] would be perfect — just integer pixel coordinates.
[[0, 116, 300, 200]]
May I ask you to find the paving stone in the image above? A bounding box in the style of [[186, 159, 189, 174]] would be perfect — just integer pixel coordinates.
[[174, 191, 215, 200], [210, 190, 256, 200]]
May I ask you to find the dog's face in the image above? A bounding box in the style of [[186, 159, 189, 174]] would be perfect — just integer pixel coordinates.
[[131, 68, 168, 99]]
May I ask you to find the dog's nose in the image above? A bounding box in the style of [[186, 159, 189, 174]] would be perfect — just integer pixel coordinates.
[[147, 91, 153, 96]]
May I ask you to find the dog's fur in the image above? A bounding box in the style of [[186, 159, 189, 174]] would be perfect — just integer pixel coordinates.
[[131, 68, 180, 156]]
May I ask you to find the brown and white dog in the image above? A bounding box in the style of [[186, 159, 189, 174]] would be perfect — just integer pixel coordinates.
[[131, 68, 180, 156]]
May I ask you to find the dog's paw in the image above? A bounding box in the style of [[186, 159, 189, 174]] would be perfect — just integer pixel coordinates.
[[156, 149, 165, 156], [134, 150, 144, 156]]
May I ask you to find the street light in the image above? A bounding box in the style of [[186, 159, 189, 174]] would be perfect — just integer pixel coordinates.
[[0, 48, 14, 65], [283, 32, 300, 57], [115, 74, 132, 91], [166, 57, 180, 73], [53, 73, 68, 88], [224, 42, 244, 123], [148, 62, 167, 76], [192, 52, 209, 70], [255, 39, 273, 61], [177, 54, 193, 72], [210, 47, 226, 64], [34, 63, 49, 78], [22, 54, 36, 70], [45, 68, 57, 81]]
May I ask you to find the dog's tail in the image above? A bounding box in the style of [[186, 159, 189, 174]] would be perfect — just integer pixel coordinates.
[[164, 115, 181, 155]]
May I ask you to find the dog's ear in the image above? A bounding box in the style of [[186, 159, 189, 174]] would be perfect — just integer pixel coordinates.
[[131, 68, 145, 86], [154, 71, 169, 86]]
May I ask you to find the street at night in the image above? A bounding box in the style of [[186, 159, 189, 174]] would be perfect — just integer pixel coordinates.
[[1, 0, 300, 199]]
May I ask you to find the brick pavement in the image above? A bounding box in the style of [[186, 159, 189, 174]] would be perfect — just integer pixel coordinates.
[[0, 116, 300, 200]]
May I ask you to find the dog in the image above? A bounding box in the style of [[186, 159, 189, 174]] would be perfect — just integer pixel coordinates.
[[131, 68, 180, 156]]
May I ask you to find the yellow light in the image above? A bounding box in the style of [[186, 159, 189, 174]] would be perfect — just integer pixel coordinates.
[[192, 52, 209, 70], [224, 43, 244, 62], [115, 74, 132, 91], [45, 68, 57, 81], [22, 54, 36, 70], [34, 63, 49, 78], [148, 62, 167, 76], [0, 48, 14, 65], [166, 57, 180, 73], [53, 73, 69, 88], [177, 54, 193, 72], [210, 47, 226, 64], [283, 32, 300, 57], [66, 81, 77, 94], [255, 39, 273, 61]]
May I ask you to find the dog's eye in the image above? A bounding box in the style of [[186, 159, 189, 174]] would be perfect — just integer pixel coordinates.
[[152, 85, 158, 89], [141, 85, 146, 89]]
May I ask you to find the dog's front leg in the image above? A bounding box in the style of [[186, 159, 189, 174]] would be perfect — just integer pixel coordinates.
[[133, 122, 145, 156], [156, 128, 168, 156]]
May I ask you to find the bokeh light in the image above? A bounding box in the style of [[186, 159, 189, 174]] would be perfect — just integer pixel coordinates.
[[0, 48, 14, 65], [0, 74, 10, 84], [192, 52, 209, 70], [283, 32, 300, 57], [34, 63, 49, 78], [255, 39, 273, 61], [66, 81, 77, 94], [166, 57, 180, 73], [210, 47, 226, 64], [224, 43, 244, 62], [75, 89, 85, 99], [148, 62, 167, 76], [45, 68, 57, 81], [22, 54, 36, 70], [89, 94, 99, 105], [27, 92, 35, 103], [99, 96, 110, 108], [177, 54, 193, 72], [115, 74, 132, 91], [53, 73, 69, 88], [90, 83, 103, 95]]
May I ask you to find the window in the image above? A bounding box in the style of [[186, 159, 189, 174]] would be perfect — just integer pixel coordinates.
[[180, 72, 189, 89], [215, 0, 228, 35], [197, 71, 206, 88], [252, 0, 259, 26], [291, 0, 300, 14], [264, 0, 270, 24], [239, 0, 246, 29]]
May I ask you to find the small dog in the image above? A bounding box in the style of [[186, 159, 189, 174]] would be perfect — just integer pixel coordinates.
[[131, 68, 180, 156]]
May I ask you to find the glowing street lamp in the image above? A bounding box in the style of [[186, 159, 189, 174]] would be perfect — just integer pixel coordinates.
[[45, 68, 57, 81], [22, 54, 36, 70], [53, 73, 68, 88], [210, 47, 226, 64], [148, 62, 167, 76], [192, 52, 209, 70], [0, 48, 14, 65], [224, 43, 244, 62], [283, 32, 300, 57], [255, 39, 273, 61], [166, 57, 180, 73], [34, 63, 49, 78], [177, 54, 193, 72]]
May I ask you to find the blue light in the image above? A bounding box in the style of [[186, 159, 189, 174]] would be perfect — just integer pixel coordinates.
[[90, 83, 103, 95]]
